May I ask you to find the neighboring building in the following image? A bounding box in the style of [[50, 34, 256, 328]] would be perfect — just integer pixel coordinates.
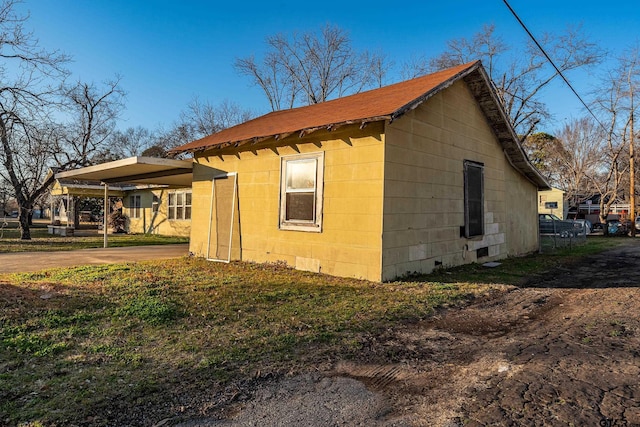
[[568, 194, 628, 224], [537, 188, 566, 218], [50, 179, 192, 237], [169, 61, 548, 281], [124, 187, 192, 237]]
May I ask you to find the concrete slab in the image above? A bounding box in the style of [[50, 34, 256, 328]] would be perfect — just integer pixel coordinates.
[[0, 244, 189, 274]]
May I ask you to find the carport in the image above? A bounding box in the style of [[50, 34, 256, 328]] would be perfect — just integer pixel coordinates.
[[55, 156, 193, 247]]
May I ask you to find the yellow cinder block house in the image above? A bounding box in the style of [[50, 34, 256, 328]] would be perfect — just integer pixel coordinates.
[[50, 179, 191, 237], [123, 187, 192, 237], [172, 61, 549, 281]]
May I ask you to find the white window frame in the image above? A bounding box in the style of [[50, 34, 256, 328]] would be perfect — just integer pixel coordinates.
[[129, 195, 141, 219], [152, 194, 160, 214], [168, 190, 192, 221], [279, 152, 324, 232]]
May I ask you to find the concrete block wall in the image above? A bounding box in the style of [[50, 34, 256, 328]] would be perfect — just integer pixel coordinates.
[[125, 188, 191, 237], [186, 79, 539, 282], [190, 123, 385, 282], [381, 80, 538, 281], [505, 166, 539, 255]]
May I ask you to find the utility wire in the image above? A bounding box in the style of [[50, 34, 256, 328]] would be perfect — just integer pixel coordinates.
[[502, 0, 608, 133]]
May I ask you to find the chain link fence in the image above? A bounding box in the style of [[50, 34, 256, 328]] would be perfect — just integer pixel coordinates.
[[539, 220, 588, 252]]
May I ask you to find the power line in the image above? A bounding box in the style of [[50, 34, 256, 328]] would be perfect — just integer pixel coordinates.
[[502, 0, 608, 133]]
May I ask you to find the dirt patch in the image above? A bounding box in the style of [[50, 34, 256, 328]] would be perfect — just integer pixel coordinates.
[[178, 244, 640, 427]]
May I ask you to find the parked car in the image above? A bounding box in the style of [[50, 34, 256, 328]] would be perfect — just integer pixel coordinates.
[[607, 218, 630, 236], [571, 219, 592, 235], [635, 216, 640, 231], [538, 213, 577, 237]]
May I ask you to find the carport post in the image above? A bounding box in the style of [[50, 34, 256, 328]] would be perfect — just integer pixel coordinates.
[[103, 182, 109, 248], [49, 191, 54, 225]]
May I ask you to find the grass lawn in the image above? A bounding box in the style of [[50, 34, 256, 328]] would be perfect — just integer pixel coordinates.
[[423, 235, 627, 285], [0, 236, 630, 426], [0, 220, 188, 252]]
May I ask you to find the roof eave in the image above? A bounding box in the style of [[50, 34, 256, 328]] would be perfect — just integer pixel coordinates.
[[173, 115, 392, 155], [462, 65, 550, 190]]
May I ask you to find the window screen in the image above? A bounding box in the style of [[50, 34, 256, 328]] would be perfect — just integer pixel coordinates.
[[129, 195, 141, 219]]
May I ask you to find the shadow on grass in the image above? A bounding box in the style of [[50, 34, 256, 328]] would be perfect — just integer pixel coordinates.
[[410, 236, 636, 288], [1, 238, 637, 425], [1, 257, 486, 426]]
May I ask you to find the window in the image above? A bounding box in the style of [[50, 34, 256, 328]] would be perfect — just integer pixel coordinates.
[[464, 160, 484, 238], [152, 195, 160, 213], [168, 190, 192, 220], [280, 152, 324, 231], [129, 195, 141, 219]]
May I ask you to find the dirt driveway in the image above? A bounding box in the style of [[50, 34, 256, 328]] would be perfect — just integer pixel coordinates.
[[180, 242, 640, 427]]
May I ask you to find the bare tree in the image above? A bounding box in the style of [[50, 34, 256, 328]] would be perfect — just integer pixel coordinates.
[[104, 126, 155, 160], [235, 24, 391, 111], [180, 98, 252, 137], [43, 79, 123, 232], [367, 50, 392, 89], [52, 78, 125, 168], [423, 24, 602, 139], [522, 128, 601, 211], [400, 54, 433, 81], [0, 1, 126, 239], [155, 98, 253, 154], [0, 117, 61, 237], [552, 118, 603, 207], [1, 78, 124, 239], [0, 0, 71, 239], [622, 48, 639, 234], [589, 56, 640, 232], [0, 177, 10, 216]]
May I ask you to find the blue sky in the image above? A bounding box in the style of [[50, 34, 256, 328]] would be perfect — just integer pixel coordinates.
[[22, 1, 639, 134]]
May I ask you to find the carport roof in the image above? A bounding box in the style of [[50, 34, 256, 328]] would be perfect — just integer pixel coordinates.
[[55, 156, 193, 188]]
